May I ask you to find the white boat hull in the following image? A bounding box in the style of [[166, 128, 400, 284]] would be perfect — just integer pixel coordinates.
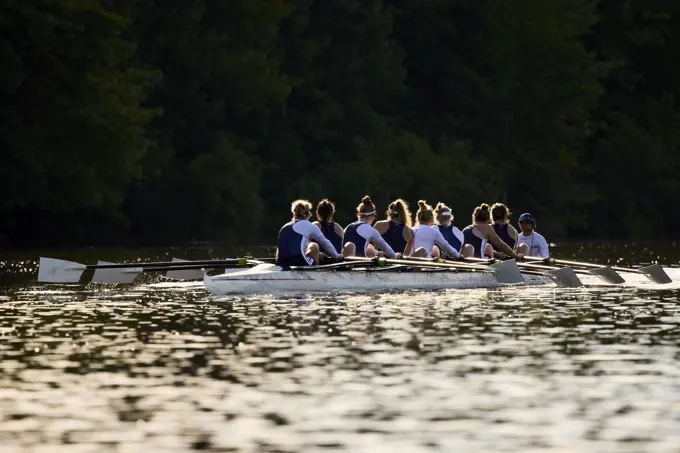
[[203, 264, 552, 295]]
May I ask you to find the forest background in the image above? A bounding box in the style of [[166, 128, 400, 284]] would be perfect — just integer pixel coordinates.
[[2, 0, 679, 247]]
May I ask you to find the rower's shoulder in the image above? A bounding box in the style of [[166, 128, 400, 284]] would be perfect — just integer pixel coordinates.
[[333, 222, 344, 235], [374, 220, 389, 233]]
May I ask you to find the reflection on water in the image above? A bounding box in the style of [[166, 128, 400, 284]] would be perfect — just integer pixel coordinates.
[[0, 244, 679, 452]]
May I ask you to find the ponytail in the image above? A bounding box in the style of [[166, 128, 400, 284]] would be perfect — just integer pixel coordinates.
[[386, 198, 412, 228]]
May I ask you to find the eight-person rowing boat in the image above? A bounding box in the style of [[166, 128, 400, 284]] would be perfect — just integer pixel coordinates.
[[34, 195, 676, 294]]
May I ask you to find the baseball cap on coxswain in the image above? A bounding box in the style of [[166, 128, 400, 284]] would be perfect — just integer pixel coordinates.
[[518, 213, 535, 224]]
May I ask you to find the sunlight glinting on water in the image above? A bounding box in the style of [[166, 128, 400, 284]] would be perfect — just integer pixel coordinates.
[[0, 247, 679, 452]]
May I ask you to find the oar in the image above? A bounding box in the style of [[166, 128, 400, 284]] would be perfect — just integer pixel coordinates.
[[517, 261, 622, 285], [524, 256, 671, 284], [38, 257, 264, 283], [459, 257, 584, 288], [345, 256, 525, 284]]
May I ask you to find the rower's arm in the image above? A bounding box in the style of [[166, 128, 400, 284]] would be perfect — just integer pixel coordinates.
[[486, 226, 520, 259], [333, 222, 344, 240], [308, 227, 340, 258], [404, 227, 414, 256], [509, 225, 519, 247]]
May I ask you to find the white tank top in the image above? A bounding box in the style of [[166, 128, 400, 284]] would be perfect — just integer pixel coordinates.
[[411, 225, 461, 259]]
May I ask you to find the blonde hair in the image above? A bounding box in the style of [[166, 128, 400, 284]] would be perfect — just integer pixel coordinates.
[[415, 200, 434, 224], [472, 203, 491, 223], [291, 199, 312, 218], [434, 202, 453, 224], [356, 195, 376, 218], [386, 199, 412, 228]]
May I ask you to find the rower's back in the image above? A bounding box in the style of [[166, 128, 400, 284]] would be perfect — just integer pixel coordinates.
[[344, 221, 369, 256], [276, 219, 313, 268], [437, 224, 464, 252], [312, 220, 343, 254], [492, 223, 516, 249], [462, 224, 488, 258], [376, 199, 414, 255], [376, 220, 408, 254]]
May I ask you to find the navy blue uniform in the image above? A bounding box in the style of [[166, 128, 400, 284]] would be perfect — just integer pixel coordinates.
[[437, 225, 463, 253], [462, 225, 487, 258], [276, 219, 339, 269], [492, 224, 516, 250], [380, 221, 408, 254], [315, 221, 343, 254], [344, 221, 368, 257]]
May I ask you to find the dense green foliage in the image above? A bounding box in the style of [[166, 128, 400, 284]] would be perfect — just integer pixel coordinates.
[[1, 0, 679, 246]]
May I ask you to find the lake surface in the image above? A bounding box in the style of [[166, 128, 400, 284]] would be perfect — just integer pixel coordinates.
[[1, 243, 680, 452]]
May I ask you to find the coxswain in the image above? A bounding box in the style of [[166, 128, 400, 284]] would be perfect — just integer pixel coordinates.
[[516, 213, 549, 257], [433, 202, 464, 258], [312, 199, 345, 256], [490, 202, 519, 257], [275, 199, 343, 269], [461, 203, 523, 260], [374, 199, 414, 255], [410, 200, 462, 259], [344, 196, 402, 258]]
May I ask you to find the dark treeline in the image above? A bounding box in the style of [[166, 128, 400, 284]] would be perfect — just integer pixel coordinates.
[[2, 0, 679, 247]]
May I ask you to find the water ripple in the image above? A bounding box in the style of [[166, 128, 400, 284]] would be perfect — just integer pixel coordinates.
[[1, 248, 680, 452]]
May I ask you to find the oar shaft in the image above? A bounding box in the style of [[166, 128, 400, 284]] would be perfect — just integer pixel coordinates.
[[518, 262, 563, 272], [525, 256, 643, 274], [83, 258, 263, 270], [462, 257, 496, 265], [142, 264, 237, 272], [346, 256, 491, 272]]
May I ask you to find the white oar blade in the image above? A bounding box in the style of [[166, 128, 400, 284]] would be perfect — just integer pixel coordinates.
[[638, 263, 672, 284], [92, 261, 141, 284], [38, 257, 87, 283], [490, 259, 524, 284], [545, 267, 583, 288], [588, 266, 625, 284], [164, 258, 204, 280]]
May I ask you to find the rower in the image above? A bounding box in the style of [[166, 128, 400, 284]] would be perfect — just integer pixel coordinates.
[[374, 199, 414, 255], [343, 196, 402, 258], [312, 199, 344, 256], [411, 200, 462, 259], [276, 199, 343, 269], [432, 202, 464, 258], [461, 203, 523, 260], [516, 213, 549, 258], [490, 202, 519, 258]]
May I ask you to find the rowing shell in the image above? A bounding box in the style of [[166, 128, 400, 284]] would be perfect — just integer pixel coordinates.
[[202, 263, 553, 295]]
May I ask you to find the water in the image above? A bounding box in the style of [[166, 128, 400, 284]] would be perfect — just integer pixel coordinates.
[[1, 244, 680, 452]]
